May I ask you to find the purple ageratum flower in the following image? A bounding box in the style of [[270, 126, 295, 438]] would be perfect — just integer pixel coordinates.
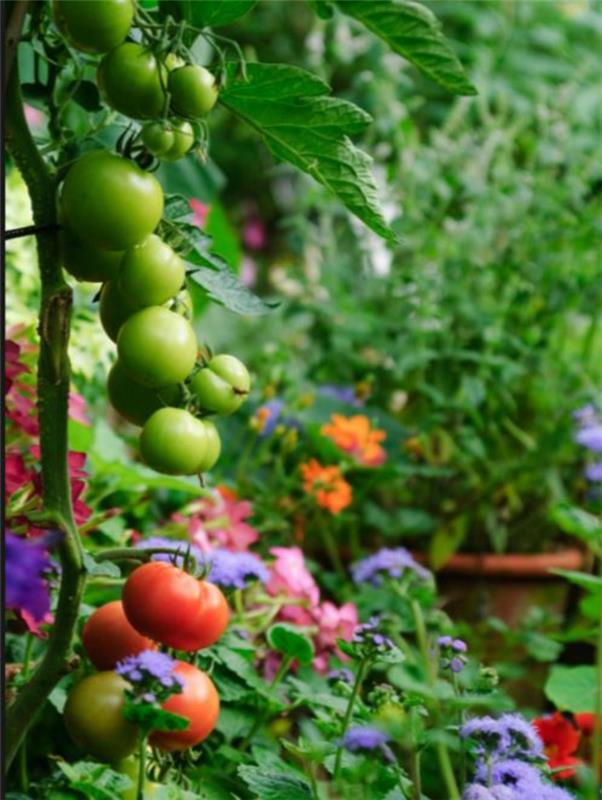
[[463, 787, 496, 800], [575, 424, 602, 454], [539, 786, 576, 800], [256, 399, 285, 437], [352, 616, 395, 651], [116, 650, 184, 689], [497, 714, 543, 759], [461, 716, 505, 754], [450, 657, 465, 673], [573, 404, 599, 428], [351, 547, 432, 586], [342, 726, 394, 761], [585, 461, 602, 482], [134, 536, 204, 569], [476, 759, 542, 789], [327, 668, 354, 684], [318, 385, 362, 407], [489, 788, 515, 800], [5, 530, 61, 622], [205, 548, 270, 589]]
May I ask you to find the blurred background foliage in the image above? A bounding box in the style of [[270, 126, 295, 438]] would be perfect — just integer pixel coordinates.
[[6, 0, 602, 558]]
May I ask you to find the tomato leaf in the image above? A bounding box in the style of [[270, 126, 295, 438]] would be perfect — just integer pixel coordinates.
[[187, 261, 277, 316], [190, 0, 257, 27], [81, 552, 121, 579], [267, 623, 315, 665], [237, 766, 313, 800], [550, 503, 602, 555], [545, 665, 598, 713], [219, 63, 396, 242], [55, 760, 132, 800], [337, 0, 477, 96], [123, 702, 189, 733]]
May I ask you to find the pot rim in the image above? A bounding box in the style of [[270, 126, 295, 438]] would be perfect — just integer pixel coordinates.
[[413, 547, 587, 577]]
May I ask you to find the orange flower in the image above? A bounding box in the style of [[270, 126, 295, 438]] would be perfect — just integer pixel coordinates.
[[321, 414, 386, 467], [300, 459, 352, 514]]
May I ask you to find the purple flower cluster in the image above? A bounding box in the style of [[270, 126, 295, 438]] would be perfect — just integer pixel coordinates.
[[438, 635, 469, 673], [342, 726, 394, 761], [134, 536, 204, 568], [461, 715, 574, 800], [351, 547, 432, 586], [352, 615, 395, 652], [318, 385, 362, 407], [206, 548, 270, 589], [116, 650, 184, 705], [573, 403, 602, 482], [5, 530, 61, 622], [327, 668, 354, 684]]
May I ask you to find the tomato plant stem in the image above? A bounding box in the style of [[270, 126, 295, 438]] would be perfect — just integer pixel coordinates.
[[137, 733, 147, 800], [5, 27, 86, 769], [333, 656, 368, 780]]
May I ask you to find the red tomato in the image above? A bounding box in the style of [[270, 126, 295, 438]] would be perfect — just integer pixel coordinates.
[[122, 562, 229, 651], [82, 600, 156, 670], [149, 661, 219, 751]]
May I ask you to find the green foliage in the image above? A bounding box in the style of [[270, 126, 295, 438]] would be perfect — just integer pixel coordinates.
[[545, 665, 598, 713], [267, 623, 315, 664]]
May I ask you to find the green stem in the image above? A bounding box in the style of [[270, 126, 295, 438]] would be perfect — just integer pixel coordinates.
[[17, 634, 35, 792], [333, 657, 368, 780], [5, 30, 86, 769], [239, 654, 294, 753], [591, 557, 602, 800], [318, 516, 345, 579], [409, 707, 422, 800], [136, 733, 147, 800], [410, 600, 460, 800]]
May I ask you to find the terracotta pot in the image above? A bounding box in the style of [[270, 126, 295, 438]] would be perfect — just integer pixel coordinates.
[[415, 548, 587, 628]]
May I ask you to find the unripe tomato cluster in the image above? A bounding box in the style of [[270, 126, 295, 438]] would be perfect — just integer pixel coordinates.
[[53, 0, 219, 163], [64, 561, 229, 761], [53, 2, 250, 477]]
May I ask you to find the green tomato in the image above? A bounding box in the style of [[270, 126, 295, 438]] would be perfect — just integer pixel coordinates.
[[196, 419, 221, 472], [52, 0, 133, 54], [100, 280, 137, 342], [107, 360, 181, 426], [165, 53, 186, 72], [118, 234, 185, 309], [63, 672, 138, 763], [98, 43, 167, 120], [160, 119, 194, 162], [189, 354, 250, 415], [61, 229, 123, 283], [141, 122, 174, 156], [116, 755, 163, 800], [140, 408, 212, 475], [169, 65, 218, 118], [61, 151, 164, 251], [117, 306, 197, 388]]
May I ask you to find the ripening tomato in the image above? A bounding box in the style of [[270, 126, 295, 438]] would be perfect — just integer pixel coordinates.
[[100, 280, 138, 342], [52, 0, 133, 54], [169, 65, 218, 118], [63, 672, 138, 762], [61, 229, 123, 283], [107, 360, 181, 427], [118, 235, 185, 308], [189, 354, 250, 415], [117, 307, 197, 388], [139, 408, 214, 475], [149, 661, 220, 751], [161, 119, 194, 162], [122, 562, 229, 651], [97, 43, 167, 119], [61, 151, 164, 251], [82, 601, 156, 670]]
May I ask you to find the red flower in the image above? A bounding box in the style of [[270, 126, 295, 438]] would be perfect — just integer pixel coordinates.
[[533, 712, 583, 780], [574, 714, 598, 738]]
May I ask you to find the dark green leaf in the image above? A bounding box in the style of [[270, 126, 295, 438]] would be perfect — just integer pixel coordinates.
[[69, 81, 102, 111], [545, 666, 597, 712], [309, 0, 335, 19], [337, 0, 477, 96], [164, 193, 193, 222], [219, 63, 396, 242], [267, 623, 315, 664], [123, 702, 189, 733], [237, 766, 312, 800], [187, 261, 277, 315], [190, 0, 257, 27], [550, 503, 602, 554], [55, 761, 132, 800]]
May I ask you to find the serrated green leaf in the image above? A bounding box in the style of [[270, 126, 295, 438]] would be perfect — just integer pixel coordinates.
[[219, 62, 395, 242], [267, 623, 315, 665], [337, 0, 476, 96], [187, 262, 276, 316], [237, 766, 312, 800], [545, 665, 598, 713], [55, 761, 132, 800], [82, 552, 121, 579], [190, 0, 257, 26]]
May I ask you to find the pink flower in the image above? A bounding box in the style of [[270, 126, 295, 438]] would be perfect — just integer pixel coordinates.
[[174, 486, 259, 552], [313, 601, 358, 650], [190, 199, 210, 228], [24, 104, 44, 129], [5, 451, 35, 495], [267, 546, 320, 611], [69, 392, 90, 426], [241, 256, 258, 288], [243, 217, 267, 251]]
